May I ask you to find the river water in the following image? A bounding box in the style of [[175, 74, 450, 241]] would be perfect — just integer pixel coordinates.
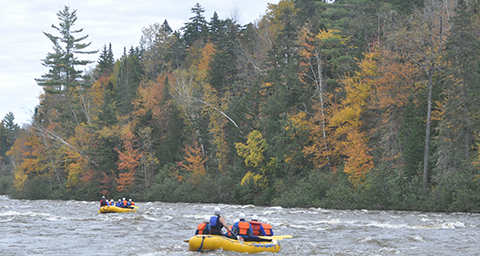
[[1, 195, 479, 255]]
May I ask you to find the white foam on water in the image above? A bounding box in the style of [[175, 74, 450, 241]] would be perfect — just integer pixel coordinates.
[[142, 214, 159, 222]]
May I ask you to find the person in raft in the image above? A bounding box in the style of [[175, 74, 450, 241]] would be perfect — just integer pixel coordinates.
[[249, 215, 266, 237], [109, 199, 115, 206], [115, 199, 122, 207], [195, 216, 211, 235], [128, 199, 135, 207], [225, 218, 239, 238], [209, 207, 233, 236], [100, 196, 108, 207], [233, 213, 253, 240], [261, 218, 274, 236]]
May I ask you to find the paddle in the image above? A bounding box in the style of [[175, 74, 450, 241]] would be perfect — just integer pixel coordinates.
[[183, 234, 244, 244], [258, 235, 292, 240], [226, 226, 243, 245], [235, 234, 244, 244]]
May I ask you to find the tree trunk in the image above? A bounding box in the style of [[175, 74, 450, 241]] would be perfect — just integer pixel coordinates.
[[423, 62, 434, 191]]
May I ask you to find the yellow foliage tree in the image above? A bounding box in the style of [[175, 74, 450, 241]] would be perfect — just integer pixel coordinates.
[[329, 51, 377, 186]]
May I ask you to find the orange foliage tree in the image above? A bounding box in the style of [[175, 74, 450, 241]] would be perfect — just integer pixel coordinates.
[[328, 51, 377, 186], [115, 124, 142, 192], [178, 141, 208, 186]]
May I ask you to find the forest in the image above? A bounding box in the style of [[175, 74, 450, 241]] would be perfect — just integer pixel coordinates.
[[1, 0, 480, 212]]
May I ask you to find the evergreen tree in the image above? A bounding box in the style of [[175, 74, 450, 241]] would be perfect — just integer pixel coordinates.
[[208, 19, 240, 95], [113, 46, 143, 117], [0, 112, 19, 158], [259, 4, 312, 178], [97, 43, 115, 78], [434, 0, 480, 175], [209, 11, 224, 44], [35, 6, 97, 130], [182, 3, 209, 47]]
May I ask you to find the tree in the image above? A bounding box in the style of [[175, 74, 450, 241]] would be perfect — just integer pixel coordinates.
[[328, 52, 377, 186], [35, 6, 97, 127], [182, 3, 209, 47], [434, 0, 480, 178], [97, 43, 115, 78], [389, 0, 451, 190]]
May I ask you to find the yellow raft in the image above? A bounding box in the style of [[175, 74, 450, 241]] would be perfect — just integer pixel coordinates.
[[98, 205, 137, 213], [188, 235, 281, 253]]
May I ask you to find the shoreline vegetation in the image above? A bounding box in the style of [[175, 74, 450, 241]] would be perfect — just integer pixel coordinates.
[[1, 1, 480, 213]]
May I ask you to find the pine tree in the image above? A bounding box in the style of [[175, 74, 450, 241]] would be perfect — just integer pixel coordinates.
[[434, 0, 480, 175], [259, 3, 312, 178], [182, 3, 209, 47], [36, 6, 97, 92], [35, 6, 98, 130], [97, 43, 114, 78]]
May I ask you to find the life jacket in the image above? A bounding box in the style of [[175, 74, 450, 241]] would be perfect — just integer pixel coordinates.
[[227, 225, 233, 236], [100, 199, 106, 206], [130, 201, 135, 205], [250, 220, 262, 236], [196, 223, 209, 235], [210, 215, 223, 235], [261, 223, 272, 236], [122, 200, 128, 206], [237, 221, 251, 236]]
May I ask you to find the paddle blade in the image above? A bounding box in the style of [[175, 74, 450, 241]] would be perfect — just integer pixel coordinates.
[[258, 235, 292, 240], [236, 235, 244, 245]]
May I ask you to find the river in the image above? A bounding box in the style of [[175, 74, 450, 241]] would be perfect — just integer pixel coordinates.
[[1, 195, 479, 255]]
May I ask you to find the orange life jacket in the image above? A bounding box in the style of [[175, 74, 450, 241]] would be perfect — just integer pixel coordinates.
[[130, 201, 135, 205], [261, 223, 272, 236], [238, 221, 251, 236], [250, 220, 262, 236], [227, 225, 233, 236], [196, 223, 207, 235], [123, 200, 128, 206]]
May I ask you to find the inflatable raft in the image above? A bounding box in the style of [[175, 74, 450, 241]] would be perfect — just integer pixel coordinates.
[[98, 205, 137, 213], [188, 235, 281, 253]]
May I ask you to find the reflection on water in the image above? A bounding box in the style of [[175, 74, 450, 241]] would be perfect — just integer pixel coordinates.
[[1, 195, 479, 255]]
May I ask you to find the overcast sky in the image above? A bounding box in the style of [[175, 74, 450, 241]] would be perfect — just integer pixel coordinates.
[[0, 0, 274, 126]]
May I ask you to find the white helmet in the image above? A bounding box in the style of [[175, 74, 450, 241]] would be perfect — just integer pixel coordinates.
[[262, 218, 268, 223], [234, 218, 240, 223], [239, 213, 246, 220], [122, 198, 126, 201], [204, 216, 210, 223], [129, 199, 132, 201], [214, 207, 221, 215], [252, 215, 258, 221]]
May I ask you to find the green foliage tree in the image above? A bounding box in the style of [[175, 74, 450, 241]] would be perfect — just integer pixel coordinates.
[[182, 3, 209, 47], [433, 0, 480, 180], [96, 43, 115, 78], [35, 5, 98, 131]]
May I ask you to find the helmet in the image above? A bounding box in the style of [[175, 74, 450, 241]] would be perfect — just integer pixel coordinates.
[[123, 198, 126, 201], [262, 218, 268, 223], [204, 216, 210, 223], [214, 207, 221, 215], [239, 213, 245, 220], [252, 215, 258, 221], [118, 199, 121, 201], [102, 196, 105, 198], [110, 199, 113, 201], [234, 218, 239, 223], [129, 199, 132, 201]]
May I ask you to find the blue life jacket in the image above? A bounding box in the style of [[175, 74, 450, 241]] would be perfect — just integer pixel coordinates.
[[210, 215, 224, 235]]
